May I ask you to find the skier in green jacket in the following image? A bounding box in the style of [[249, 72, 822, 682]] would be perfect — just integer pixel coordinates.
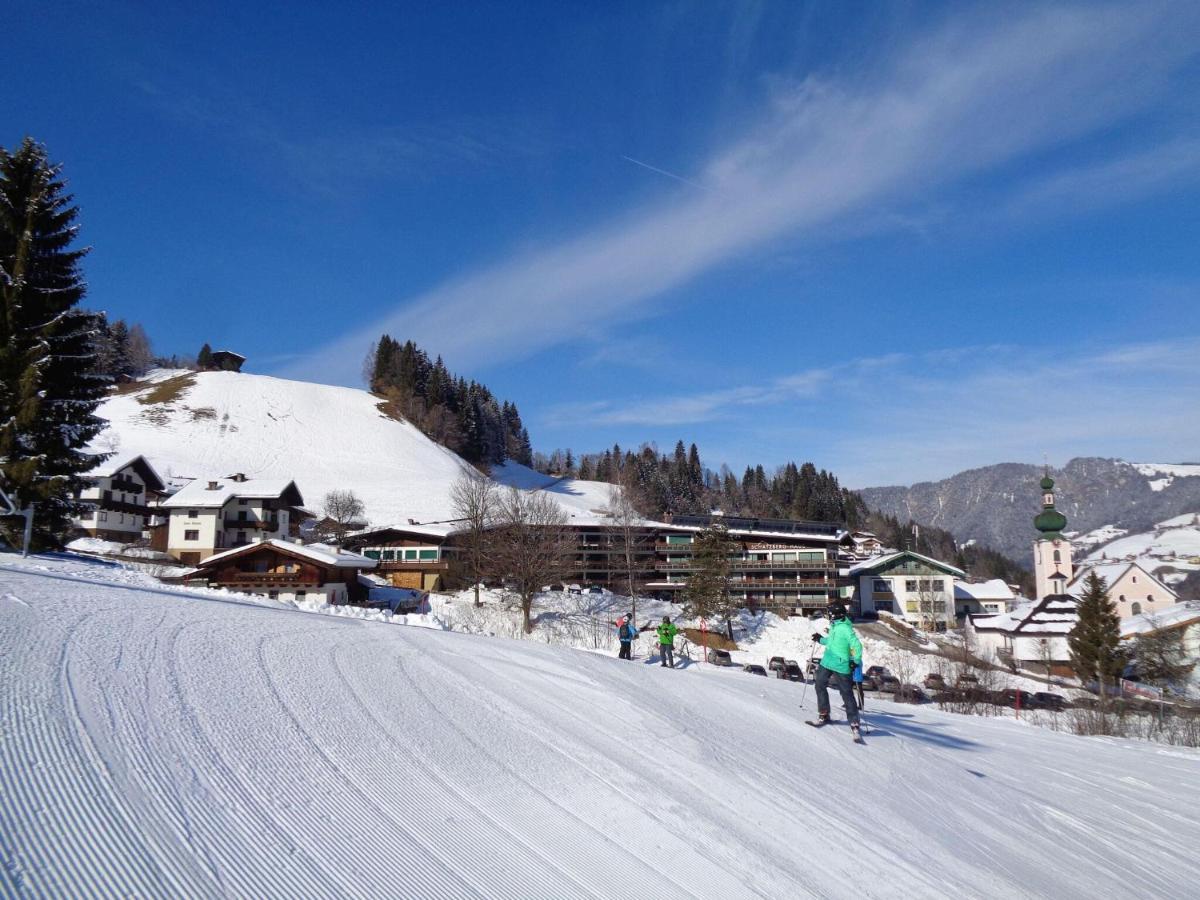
[[656, 616, 679, 668], [810, 601, 864, 737]]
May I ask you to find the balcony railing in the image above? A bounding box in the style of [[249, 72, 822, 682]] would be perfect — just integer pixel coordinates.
[[653, 559, 836, 571], [377, 560, 449, 571], [220, 573, 318, 585], [109, 477, 143, 494], [224, 518, 280, 531]]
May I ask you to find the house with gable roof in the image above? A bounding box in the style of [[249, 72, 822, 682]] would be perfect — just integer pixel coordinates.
[[72, 454, 167, 542], [182, 539, 377, 605], [849, 550, 965, 630], [1068, 561, 1178, 620], [158, 473, 312, 564]]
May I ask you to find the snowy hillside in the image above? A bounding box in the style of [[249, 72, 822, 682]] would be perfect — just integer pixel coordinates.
[[1086, 511, 1200, 587], [92, 370, 615, 528], [3, 554, 1199, 898]]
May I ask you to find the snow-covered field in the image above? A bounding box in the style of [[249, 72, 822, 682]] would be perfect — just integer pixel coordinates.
[[1087, 512, 1200, 585], [3, 553, 1199, 898], [92, 369, 617, 528]]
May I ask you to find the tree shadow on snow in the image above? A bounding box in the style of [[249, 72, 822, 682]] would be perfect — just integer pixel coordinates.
[[858, 710, 980, 752]]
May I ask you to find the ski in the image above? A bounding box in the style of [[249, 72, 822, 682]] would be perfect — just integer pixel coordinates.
[[805, 719, 832, 728]]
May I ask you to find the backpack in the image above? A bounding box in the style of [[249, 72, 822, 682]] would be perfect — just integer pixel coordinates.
[[619, 623, 631, 640]]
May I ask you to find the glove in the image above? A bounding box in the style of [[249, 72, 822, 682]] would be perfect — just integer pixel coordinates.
[[852, 662, 865, 684], [810, 633, 821, 643]]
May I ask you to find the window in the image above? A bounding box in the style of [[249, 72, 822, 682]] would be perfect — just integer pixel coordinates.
[[296, 591, 307, 599], [1053, 549, 1061, 563], [381, 550, 395, 561], [1131, 602, 1142, 615], [187, 509, 199, 518], [931, 580, 945, 591], [666, 535, 692, 545], [1147, 594, 1154, 602], [418, 549, 438, 560], [239, 498, 248, 505], [268, 591, 278, 600], [1132, 575, 1138, 583], [364, 550, 381, 560], [99, 511, 108, 522], [184, 529, 199, 541], [119, 513, 125, 524], [872, 579, 891, 593], [404, 549, 418, 561], [1118, 594, 1126, 602], [905, 601, 919, 613], [905, 579, 918, 592]]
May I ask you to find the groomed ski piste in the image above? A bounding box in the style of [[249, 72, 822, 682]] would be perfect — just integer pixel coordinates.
[[3, 553, 1199, 899]]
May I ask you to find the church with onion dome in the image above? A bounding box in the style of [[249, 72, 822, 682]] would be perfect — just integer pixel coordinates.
[[1032, 473, 1074, 600]]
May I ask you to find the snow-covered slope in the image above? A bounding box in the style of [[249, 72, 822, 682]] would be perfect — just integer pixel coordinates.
[[3, 555, 1199, 898], [93, 370, 612, 528], [1086, 512, 1200, 586]]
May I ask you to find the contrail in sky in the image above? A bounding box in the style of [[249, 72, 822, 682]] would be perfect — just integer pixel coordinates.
[[620, 155, 712, 191]]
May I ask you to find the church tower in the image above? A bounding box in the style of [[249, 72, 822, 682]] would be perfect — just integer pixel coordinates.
[[1032, 472, 1073, 599]]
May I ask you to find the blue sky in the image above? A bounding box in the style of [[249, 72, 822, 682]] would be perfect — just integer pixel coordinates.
[[7, 1, 1200, 486]]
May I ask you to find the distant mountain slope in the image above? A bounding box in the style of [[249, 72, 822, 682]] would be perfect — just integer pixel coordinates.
[[93, 370, 611, 528], [860, 457, 1200, 560]]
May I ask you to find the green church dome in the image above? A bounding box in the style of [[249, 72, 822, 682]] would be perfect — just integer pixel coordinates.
[[1035, 508, 1067, 537], [1040, 475, 1055, 490]]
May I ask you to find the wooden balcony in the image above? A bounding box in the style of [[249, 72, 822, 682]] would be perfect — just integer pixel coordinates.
[[220, 573, 318, 586], [653, 559, 836, 572], [377, 560, 449, 572], [224, 518, 280, 531], [92, 499, 154, 517], [730, 578, 832, 588]]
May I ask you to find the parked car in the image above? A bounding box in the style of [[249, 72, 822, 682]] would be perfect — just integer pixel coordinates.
[[1032, 692, 1069, 710], [708, 648, 734, 666], [783, 660, 803, 681], [855, 611, 880, 622], [586, 585, 604, 594], [893, 685, 927, 704], [924, 673, 947, 690], [744, 664, 768, 677], [956, 673, 980, 686], [866, 665, 891, 679], [878, 676, 901, 693], [993, 689, 1034, 708], [860, 676, 880, 692], [768, 656, 787, 673]]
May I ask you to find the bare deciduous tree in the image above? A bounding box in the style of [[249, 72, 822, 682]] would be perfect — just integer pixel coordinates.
[[449, 470, 497, 607], [321, 490, 366, 547], [608, 474, 649, 621], [490, 487, 574, 634]]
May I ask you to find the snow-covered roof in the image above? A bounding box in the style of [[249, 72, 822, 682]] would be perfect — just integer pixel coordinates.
[[848, 550, 965, 577], [1068, 561, 1177, 600], [969, 593, 1079, 635], [954, 579, 1015, 602], [198, 539, 376, 569], [160, 477, 304, 509], [83, 454, 166, 492], [349, 522, 461, 542], [1120, 602, 1200, 638]]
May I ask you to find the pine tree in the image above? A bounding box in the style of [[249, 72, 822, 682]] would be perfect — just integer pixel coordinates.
[[197, 342, 213, 370], [0, 138, 108, 546], [1068, 572, 1128, 701]]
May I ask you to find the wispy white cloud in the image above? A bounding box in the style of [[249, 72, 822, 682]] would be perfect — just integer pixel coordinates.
[[283, 3, 1199, 383], [542, 333, 1200, 487]]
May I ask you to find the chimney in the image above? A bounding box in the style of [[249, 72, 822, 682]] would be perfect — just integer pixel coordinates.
[[207, 481, 219, 490], [230, 473, 248, 483]]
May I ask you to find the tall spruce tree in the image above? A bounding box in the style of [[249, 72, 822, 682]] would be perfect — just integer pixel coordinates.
[[0, 139, 108, 546], [197, 342, 213, 370], [1068, 571, 1128, 700]]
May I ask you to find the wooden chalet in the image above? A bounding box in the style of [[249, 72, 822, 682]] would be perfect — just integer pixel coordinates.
[[183, 539, 377, 604]]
